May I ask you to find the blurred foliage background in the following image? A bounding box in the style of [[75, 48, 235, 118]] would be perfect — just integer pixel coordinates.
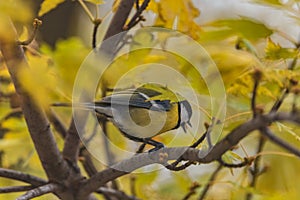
[[0, 0, 300, 199]]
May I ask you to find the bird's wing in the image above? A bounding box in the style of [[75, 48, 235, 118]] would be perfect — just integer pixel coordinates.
[[95, 89, 172, 111]]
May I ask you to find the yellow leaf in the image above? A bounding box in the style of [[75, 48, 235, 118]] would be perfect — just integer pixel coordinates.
[[0, 1, 32, 41], [38, 0, 65, 17], [85, 0, 105, 5], [19, 53, 57, 107], [150, 0, 201, 39]]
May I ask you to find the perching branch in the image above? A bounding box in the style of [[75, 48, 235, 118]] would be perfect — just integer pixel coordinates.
[[77, 111, 300, 198]]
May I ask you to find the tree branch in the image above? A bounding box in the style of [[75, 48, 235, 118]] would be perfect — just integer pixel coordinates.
[[100, 0, 135, 55], [198, 164, 222, 200], [0, 185, 35, 193], [0, 168, 46, 186], [0, 18, 69, 182], [246, 135, 266, 200], [16, 183, 60, 200], [78, 111, 300, 197], [260, 127, 300, 157], [103, 0, 135, 41]]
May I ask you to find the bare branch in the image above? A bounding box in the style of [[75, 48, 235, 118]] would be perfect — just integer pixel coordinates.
[[0, 186, 35, 193], [182, 182, 200, 200], [62, 118, 82, 165], [78, 111, 300, 197], [270, 88, 289, 113], [0, 18, 70, 182], [166, 129, 207, 170], [100, 0, 135, 56], [16, 183, 60, 200], [219, 157, 251, 168], [103, 0, 135, 40], [79, 148, 98, 177], [198, 164, 222, 200], [260, 127, 300, 157], [125, 0, 150, 30], [0, 168, 46, 186], [46, 109, 68, 138], [251, 70, 262, 118], [92, 19, 102, 49], [246, 135, 266, 200], [17, 18, 42, 46]]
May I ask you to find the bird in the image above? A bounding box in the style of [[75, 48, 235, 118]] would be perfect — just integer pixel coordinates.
[[54, 83, 192, 151]]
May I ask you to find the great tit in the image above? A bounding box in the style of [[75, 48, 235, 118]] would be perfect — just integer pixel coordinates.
[[55, 83, 193, 151]]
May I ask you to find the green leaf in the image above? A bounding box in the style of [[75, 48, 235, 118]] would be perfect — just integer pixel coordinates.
[[207, 18, 273, 41], [265, 38, 299, 60], [38, 0, 65, 17]]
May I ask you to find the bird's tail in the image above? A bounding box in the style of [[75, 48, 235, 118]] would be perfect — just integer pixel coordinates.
[[51, 102, 112, 117]]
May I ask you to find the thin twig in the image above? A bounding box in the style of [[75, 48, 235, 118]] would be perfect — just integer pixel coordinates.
[[260, 127, 300, 157], [165, 130, 207, 170], [198, 164, 222, 200], [0, 108, 23, 124], [288, 57, 298, 70], [78, 0, 95, 22], [251, 70, 262, 118], [92, 19, 102, 49], [16, 183, 60, 200], [270, 88, 289, 113], [182, 182, 200, 200], [46, 109, 68, 138], [125, 0, 150, 30], [219, 157, 251, 168], [246, 135, 266, 200], [17, 19, 42, 46], [79, 148, 98, 177]]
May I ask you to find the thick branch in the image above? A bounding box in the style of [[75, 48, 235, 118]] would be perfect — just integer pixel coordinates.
[[0, 18, 69, 182], [0, 186, 34, 193], [100, 0, 135, 55], [0, 168, 46, 186], [16, 183, 60, 200], [78, 112, 300, 197], [103, 0, 134, 41]]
